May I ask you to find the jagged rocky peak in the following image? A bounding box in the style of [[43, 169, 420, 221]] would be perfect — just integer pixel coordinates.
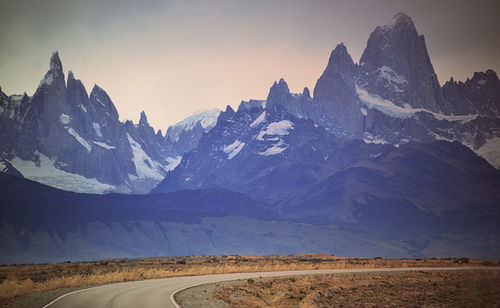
[[237, 99, 267, 112], [313, 43, 356, 103], [442, 69, 500, 116], [49, 51, 63, 72], [137, 110, 156, 137], [123, 119, 134, 129], [359, 13, 444, 112], [128, 111, 156, 144], [225, 105, 235, 114], [323, 43, 355, 75], [89, 84, 119, 119], [443, 70, 498, 88], [31, 52, 70, 131], [310, 42, 364, 136], [382, 12, 416, 31], [267, 78, 292, 104], [66, 70, 86, 92], [67, 70, 75, 81], [271, 78, 289, 92], [302, 87, 311, 99], [473, 69, 499, 85], [139, 111, 149, 126], [360, 12, 422, 73], [38, 51, 65, 89], [269, 78, 290, 93], [218, 105, 236, 122], [66, 70, 90, 112], [90, 84, 106, 98]]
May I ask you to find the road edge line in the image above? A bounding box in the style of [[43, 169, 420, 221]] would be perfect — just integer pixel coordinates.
[[168, 267, 500, 308], [170, 283, 211, 308]]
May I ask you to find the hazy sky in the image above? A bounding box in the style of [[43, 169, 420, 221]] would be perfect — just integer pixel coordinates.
[[1, 0, 499, 130]]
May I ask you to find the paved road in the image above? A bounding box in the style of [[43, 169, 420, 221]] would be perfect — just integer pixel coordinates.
[[43, 267, 497, 308]]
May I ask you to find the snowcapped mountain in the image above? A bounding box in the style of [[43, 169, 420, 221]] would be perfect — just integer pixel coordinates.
[[153, 103, 340, 203], [153, 13, 500, 231], [269, 13, 500, 168], [0, 53, 218, 193], [164, 109, 221, 155], [149, 15, 500, 261], [1, 13, 500, 262], [166, 109, 221, 141]]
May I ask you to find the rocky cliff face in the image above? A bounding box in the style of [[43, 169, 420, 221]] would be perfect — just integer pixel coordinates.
[[0, 54, 218, 193], [358, 13, 446, 113], [313, 43, 364, 135]]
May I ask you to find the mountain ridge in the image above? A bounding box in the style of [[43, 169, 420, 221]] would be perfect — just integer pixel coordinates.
[[0, 57, 221, 193], [152, 13, 500, 259], [1, 12, 500, 263], [2, 172, 499, 263]]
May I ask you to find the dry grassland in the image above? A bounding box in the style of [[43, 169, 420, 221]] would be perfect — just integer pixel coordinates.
[[0, 254, 496, 304], [213, 270, 500, 307]]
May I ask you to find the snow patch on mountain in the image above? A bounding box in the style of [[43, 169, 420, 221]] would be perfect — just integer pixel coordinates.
[[378, 66, 407, 84], [95, 97, 106, 107], [377, 66, 408, 92], [259, 140, 288, 156], [39, 74, 54, 87], [176, 109, 220, 130], [431, 113, 479, 123], [127, 134, 164, 180], [167, 109, 221, 141], [356, 86, 415, 118], [256, 120, 294, 140], [59, 114, 71, 125], [10, 95, 23, 106], [92, 141, 115, 150], [356, 85, 480, 123], [477, 137, 500, 168], [165, 156, 182, 171], [223, 140, 245, 159], [266, 120, 294, 135], [9, 154, 114, 193], [67, 128, 92, 152], [239, 100, 267, 111], [250, 111, 266, 127], [92, 123, 103, 138], [362, 132, 388, 145]]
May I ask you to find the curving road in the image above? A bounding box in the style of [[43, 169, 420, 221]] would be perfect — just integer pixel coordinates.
[[43, 267, 497, 308]]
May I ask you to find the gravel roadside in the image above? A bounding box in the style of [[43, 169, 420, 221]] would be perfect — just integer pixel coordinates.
[[174, 280, 241, 308]]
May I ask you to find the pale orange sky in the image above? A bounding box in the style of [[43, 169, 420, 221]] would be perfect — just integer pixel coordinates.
[[1, 0, 499, 131]]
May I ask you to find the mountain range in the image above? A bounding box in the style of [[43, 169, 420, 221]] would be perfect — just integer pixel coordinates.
[[1, 13, 499, 263], [154, 12, 500, 220], [0, 58, 220, 193]]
